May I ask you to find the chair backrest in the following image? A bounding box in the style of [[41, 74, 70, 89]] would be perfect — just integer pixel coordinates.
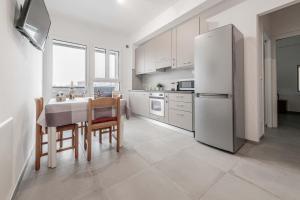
[[35, 97, 44, 135], [88, 97, 120, 125], [112, 91, 122, 99], [35, 97, 44, 122]]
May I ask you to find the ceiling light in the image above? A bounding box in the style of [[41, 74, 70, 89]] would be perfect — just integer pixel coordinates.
[[117, 0, 125, 4]]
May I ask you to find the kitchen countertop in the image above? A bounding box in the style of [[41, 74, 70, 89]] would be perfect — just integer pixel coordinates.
[[130, 90, 194, 94]]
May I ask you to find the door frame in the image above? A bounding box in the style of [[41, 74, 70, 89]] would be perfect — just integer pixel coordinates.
[[263, 33, 276, 128], [266, 31, 300, 128]]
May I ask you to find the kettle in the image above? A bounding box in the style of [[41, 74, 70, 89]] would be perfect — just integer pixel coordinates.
[[170, 82, 178, 91]]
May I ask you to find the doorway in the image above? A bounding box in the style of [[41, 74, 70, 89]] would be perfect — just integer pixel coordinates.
[[276, 35, 300, 128], [260, 2, 300, 132], [257, 4, 300, 172]]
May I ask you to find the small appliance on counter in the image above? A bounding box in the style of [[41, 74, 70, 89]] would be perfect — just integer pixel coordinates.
[[170, 82, 178, 91], [177, 79, 195, 91]]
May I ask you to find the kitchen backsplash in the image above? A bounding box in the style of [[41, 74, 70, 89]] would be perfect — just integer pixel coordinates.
[[142, 68, 194, 90]]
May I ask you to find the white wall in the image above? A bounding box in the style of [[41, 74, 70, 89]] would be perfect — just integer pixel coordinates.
[[277, 36, 300, 112], [43, 12, 131, 101], [0, 0, 43, 199], [131, 0, 223, 44], [198, 0, 298, 141], [270, 2, 300, 39]]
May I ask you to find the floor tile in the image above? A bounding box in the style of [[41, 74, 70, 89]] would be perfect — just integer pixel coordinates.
[[200, 174, 280, 200], [73, 187, 109, 200], [107, 168, 192, 200], [183, 143, 240, 172], [91, 151, 150, 188], [232, 159, 300, 200], [15, 165, 100, 200], [155, 150, 224, 199], [134, 139, 178, 164]]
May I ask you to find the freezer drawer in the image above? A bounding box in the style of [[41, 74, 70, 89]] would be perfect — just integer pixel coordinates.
[[195, 96, 234, 152]]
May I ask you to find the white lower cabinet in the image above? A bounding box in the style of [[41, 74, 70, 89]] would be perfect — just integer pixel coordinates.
[[169, 109, 193, 131], [168, 93, 194, 131], [130, 91, 194, 132], [129, 92, 149, 117]]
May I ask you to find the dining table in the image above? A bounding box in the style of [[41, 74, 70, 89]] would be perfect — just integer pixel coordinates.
[[37, 97, 129, 168]]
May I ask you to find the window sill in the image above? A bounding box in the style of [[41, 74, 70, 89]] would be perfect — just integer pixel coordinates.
[[52, 86, 86, 89]]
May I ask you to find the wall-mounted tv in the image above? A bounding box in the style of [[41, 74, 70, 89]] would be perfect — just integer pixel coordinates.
[[16, 0, 51, 51]]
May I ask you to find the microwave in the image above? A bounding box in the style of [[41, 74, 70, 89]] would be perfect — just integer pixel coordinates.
[[177, 80, 194, 91]]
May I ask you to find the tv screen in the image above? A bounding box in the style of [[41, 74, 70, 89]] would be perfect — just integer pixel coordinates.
[[16, 0, 51, 50]]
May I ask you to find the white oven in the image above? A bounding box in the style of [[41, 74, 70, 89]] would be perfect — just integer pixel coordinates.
[[149, 93, 165, 117]]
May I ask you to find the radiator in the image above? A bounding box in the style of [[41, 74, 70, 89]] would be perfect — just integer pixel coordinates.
[[0, 117, 14, 200]]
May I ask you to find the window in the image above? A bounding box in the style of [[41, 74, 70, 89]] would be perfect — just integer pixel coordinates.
[[109, 50, 119, 79], [94, 49, 120, 96], [93, 82, 120, 97], [94, 48, 119, 80], [95, 48, 106, 79], [298, 65, 300, 92], [52, 40, 86, 87]]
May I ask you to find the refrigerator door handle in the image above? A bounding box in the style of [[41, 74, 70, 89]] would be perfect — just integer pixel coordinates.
[[196, 93, 232, 99]]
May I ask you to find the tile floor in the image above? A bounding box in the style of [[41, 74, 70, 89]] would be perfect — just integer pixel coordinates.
[[15, 114, 300, 200]]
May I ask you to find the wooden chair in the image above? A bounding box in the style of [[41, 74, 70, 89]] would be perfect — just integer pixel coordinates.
[[86, 97, 121, 161], [91, 91, 122, 139], [35, 97, 79, 170], [111, 92, 122, 132], [112, 91, 122, 99], [92, 91, 121, 137]]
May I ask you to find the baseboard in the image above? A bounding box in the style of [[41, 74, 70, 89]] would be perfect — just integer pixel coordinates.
[[9, 146, 34, 200], [285, 111, 300, 115]]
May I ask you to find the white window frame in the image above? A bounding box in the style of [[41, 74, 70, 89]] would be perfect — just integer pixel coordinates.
[[94, 47, 120, 84], [52, 39, 87, 88], [94, 47, 107, 80]]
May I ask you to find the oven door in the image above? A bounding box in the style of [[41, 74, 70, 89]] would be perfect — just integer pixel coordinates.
[[149, 98, 165, 117]]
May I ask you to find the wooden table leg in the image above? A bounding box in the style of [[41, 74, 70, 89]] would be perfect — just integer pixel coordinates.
[[87, 128, 92, 161], [48, 127, 57, 168], [75, 127, 78, 160], [120, 116, 124, 147]]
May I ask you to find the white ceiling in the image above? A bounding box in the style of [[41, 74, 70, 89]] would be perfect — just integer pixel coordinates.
[[45, 0, 179, 35]]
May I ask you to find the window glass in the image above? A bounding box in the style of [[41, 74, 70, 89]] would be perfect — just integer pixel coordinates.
[[93, 82, 120, 97], [52, 40, 86, 87], [95, 48, 106, 79], [109, 51, 119, 79]]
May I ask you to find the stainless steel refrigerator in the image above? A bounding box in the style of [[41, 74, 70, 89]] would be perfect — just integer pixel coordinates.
[[194, 24, 245, 153]]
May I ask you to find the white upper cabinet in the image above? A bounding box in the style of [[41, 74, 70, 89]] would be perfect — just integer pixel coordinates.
[[155, 30, 172, 69], [135, 45, 145, 75], [175, 17, 200, 68], [144, 39, 157, 74], [135, 16, 200, 74]]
